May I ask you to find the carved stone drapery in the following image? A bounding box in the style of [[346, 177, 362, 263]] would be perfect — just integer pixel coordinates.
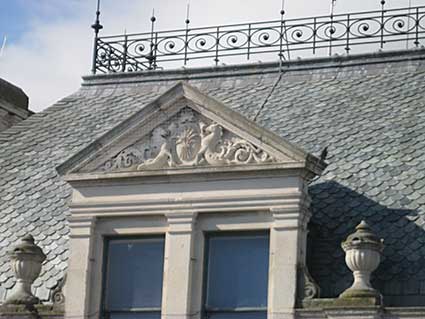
[[100, 108, 275, 171]]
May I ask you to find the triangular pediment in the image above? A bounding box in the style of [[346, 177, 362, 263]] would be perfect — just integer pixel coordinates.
[[58, 82, 325, 179]]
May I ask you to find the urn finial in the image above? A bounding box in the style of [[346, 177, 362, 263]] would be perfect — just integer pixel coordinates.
[[340, 220, 384, 301], [4, 234, 46, 305], [342, 220, 384, 252]]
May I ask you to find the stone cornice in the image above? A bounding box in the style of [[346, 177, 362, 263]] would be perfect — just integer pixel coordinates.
[[70, 192, 305, 217], [81, 49, 425, 87]]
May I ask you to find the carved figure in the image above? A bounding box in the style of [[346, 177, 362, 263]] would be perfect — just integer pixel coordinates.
[[137, 130, 175, 170], [196, 123, 223, 165]]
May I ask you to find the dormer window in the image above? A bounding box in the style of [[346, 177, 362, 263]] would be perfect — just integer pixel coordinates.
[[59, 82, 324, 319]]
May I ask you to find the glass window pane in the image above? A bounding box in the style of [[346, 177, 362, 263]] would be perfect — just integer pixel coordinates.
[[109, 312, 161, 319], [206, 312, 267, 319], [205, 233, 269, 309], [105, 237, 165, 310]]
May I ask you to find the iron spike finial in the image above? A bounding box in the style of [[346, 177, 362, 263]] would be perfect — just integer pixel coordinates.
[[150, 8, 156, 31], [91, 0, 103, 75], [148, 8, 157, 70], [280, 0, 285, 16], [185, 1, 191, 25], [330, 0, 336, 17], [91, 0, 103, 35], [151, 8, 156, 23]]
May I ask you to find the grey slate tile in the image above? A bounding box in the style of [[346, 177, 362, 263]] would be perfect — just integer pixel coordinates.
[[0, 53, 425, 305]]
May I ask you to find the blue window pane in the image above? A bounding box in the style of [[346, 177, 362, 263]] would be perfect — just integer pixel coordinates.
[[206, 311, 267, 319], [105, 237, 165, 310], [205, 233, 269, 309], [109, 312, 161, 319], [108, 312, 161, 319]]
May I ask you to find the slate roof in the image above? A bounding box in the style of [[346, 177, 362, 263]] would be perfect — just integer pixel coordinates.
[[0, 49, 425, 306]]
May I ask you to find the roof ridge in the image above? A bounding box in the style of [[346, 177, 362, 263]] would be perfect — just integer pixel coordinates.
[[82, 49, 425, 87]]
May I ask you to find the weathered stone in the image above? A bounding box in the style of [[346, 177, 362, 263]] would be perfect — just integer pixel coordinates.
[[339, 221, 384, 303], [0, 304, 63, 319], [4, 235, 46, 305]]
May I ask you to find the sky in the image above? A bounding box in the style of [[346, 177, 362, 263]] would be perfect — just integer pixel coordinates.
[[0, 0, 421, 112]]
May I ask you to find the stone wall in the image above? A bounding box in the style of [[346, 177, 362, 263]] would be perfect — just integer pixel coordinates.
[[0, 78, 32, 132]]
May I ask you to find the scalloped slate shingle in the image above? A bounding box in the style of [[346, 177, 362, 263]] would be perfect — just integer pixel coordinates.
[[0, 50, 424, 305]]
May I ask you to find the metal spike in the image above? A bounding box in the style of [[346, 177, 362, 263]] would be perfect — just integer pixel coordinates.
[[91, 0, 103, 35], [91, 0, 103, 75]]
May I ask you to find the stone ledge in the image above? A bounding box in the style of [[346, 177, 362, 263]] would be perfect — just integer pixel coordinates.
[[296, 306, 425, 319], [0, 304, 64, 319], [302, 297, 381, 309]]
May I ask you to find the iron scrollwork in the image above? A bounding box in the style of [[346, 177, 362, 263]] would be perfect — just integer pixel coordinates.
[[93, 5, 425, 74]]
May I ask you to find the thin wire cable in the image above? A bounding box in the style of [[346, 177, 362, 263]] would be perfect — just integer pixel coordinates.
[[253, 71, 284, 123]]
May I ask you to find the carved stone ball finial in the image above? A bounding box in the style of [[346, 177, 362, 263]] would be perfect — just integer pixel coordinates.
[[4, 234, 47, 305], [340, 220, 384, 301]]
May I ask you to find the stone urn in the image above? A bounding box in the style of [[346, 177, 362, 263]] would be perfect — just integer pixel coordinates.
[[339, 220, 384, 299], [4, 234, 46, 305]]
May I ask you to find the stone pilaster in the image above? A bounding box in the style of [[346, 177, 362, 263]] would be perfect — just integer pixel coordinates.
[[162, 212, 197, 319], [64, 216, 96, 319], [268, 203, 310, 319]]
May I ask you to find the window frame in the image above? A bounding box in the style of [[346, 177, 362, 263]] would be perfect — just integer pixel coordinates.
[[202, 230, 270, 319], [101, 234, 166, 319]]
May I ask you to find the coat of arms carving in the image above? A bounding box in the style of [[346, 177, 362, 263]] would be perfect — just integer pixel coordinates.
[[100, 108, 275, 171]]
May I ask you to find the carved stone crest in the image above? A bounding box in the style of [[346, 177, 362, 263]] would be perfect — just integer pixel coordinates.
[[100, 108, 275, 171]]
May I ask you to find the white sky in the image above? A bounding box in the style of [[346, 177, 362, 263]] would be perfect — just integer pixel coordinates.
[[0, 0, 421, 111]]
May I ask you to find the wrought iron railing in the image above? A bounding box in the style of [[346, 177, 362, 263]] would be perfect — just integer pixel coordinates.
[[92, 5, 425, 74]]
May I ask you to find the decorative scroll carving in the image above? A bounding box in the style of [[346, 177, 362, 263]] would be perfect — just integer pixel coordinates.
[[51, 273, 66, 305], [297, 265, 320, 301], [100, 108, 275, 171], [303, 266, 320, 300]]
